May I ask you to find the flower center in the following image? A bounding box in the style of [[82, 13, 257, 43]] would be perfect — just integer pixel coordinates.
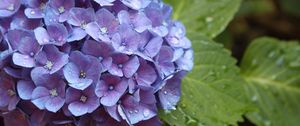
[[100, 27, 108, 34], [80, 21, 87, 29], [49, 89, 58, 97], [80, 95, 87, 102], [79, 70, 86, 78], [6, 4, 14, 11], [44, 60, 53, 70], [58, 6, 65, 14], [7, 89, 15, 97]]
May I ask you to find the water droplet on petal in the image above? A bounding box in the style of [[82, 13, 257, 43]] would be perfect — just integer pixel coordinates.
[[134, 109, 138, 113], [143, 109, 150, 117], [31, 10, 35, 14], [129, 110, 133, 114], [251, 95, 258, 102], [6, 4, 14, 11], [163, 90, 167, 95]]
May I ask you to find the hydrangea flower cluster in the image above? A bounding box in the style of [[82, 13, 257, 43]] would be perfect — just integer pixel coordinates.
[[0, 0, 193, 125]]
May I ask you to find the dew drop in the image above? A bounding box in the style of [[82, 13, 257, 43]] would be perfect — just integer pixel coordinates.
[[6, 4, 14, 11], [268, 51, 276, 58], [205, 17, 213, 23], [129, 110, 133, 114], [134, 109, 138, 113], [30, 10, 35, 14], [143, 109, 150, 117], [251, 95, 258, 102], [264, 120, 271, 126], [163, 90, 167, 95]]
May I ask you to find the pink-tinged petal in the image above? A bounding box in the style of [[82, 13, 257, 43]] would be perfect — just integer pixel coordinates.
[[144, 37, 163, 58], [34, 27, 50, 45], [115, 79, 128, 94], [67, 27, 87, 42], [82, 40, 113, 58], [17, 80, 35, 100], [45, 97, 65, 112], [68, 101, 88, 116], [24, 8, 44, 19], [12, 53, 35, 68], [123, 56, 140, 78], [85, 22, 100, 41]]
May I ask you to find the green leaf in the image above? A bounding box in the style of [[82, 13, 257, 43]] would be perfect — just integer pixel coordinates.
[[159, 35, 251, 126], [164, 0, 241, 38], [240, 37, 300, 126]]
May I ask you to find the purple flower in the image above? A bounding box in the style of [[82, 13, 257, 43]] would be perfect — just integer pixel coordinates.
[[0, 73, 20, 111], [63, 51, 102, 90], [94, 0, 116, 6], [66, 7, 95, 41], [86, 8, 119, 42], [0, 0, 194, 125], [95, 74, 128, 106], [66, 86, 100, 116], [48, 0, 75, 22], [30, 68, 66, 112], [130, 59, 157, 92], [175, 49, 194, 71], [155, 46, 176, 77], [34, 23, 68, 46], [24, 0, 49, 18], [118, 89, 157, 124], [81, 40, 113, 72], [112, 24, 141, 54], [10, 8, 42, 30], [9, 31, 41, 68], [108, 53, 140, 78], [118, 10, 152, 33], [145, 2, 169, 37], [158, 72, 184, 110], [135, 32, 163, 60], [165, 21, 191, 49], [0, 0, 21, 17], [35, 45, 69, 74]]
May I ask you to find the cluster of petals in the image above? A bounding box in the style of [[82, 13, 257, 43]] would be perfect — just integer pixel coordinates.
[[0, 0, 193, 125]]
